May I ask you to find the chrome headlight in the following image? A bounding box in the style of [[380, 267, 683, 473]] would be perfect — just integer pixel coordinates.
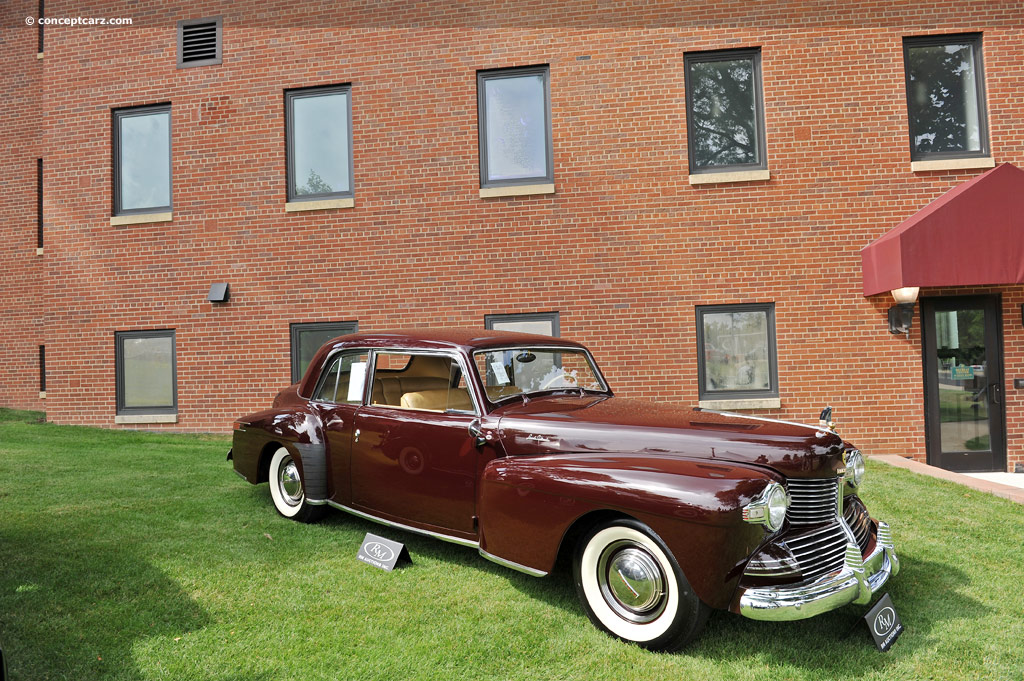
[[742, 482, 789, 532], [844, 449, 866, 487]]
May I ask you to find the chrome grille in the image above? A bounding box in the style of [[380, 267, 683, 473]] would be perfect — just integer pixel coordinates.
[[843, 496, 872, 552], [786, 478, 838, 525], [785, 523, 848, 580], [783, 477, 846, 579]]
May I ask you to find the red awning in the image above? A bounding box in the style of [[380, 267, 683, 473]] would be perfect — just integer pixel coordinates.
[[861, 163, 1024, 297]]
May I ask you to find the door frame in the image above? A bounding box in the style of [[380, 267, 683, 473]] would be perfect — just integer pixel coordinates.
[[921, 294, 1007, 472]]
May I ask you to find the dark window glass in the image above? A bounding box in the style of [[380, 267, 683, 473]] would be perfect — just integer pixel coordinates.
[[477, 66, 553, 187], [286, 86, 353, 201], [484, 312, 560, 337], [685, 49, 766, 172], [696, 304, 778, 400], [903, 34, 987, 160], [113, 105, 171, 214], [39, 345, 46, 392], [116, 330, 177, 414], [290, 321, 358, 383]]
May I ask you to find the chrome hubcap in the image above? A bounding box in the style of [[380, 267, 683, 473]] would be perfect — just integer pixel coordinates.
[[598, 540, 667, 623], [278, 456, 302, 506]]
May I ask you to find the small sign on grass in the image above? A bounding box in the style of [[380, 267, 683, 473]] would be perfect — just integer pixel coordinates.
[[865, 593, 903, 652], [357, 533, 411, 571]]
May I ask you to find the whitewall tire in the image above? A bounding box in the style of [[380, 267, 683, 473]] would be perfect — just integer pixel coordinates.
[[573, 519, 708, 651], [268, 447, 323, 523]]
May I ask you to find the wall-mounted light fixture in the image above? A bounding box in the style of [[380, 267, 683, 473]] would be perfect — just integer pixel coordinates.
[[888, 286, 919, 335], [208, 283, 230, 304]]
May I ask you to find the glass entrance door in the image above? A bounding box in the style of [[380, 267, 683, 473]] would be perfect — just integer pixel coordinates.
[[922, 296, 1006, 472]]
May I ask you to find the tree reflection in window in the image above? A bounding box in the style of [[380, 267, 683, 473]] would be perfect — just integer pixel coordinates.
[[904, 36, 985, 157], [686, 50, 764, 171]]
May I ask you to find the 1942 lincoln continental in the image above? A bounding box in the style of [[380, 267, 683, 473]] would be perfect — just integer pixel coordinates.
[[229, 329, 899, 650]]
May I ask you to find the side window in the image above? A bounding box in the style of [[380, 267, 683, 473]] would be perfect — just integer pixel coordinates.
[[370, 353, 475, 414], [312, 351, 369, 404]]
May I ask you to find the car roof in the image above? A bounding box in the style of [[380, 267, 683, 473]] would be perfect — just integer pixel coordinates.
[[327, 328, 587, 352]]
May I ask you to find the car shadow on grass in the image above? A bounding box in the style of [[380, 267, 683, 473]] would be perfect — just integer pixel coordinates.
[[0, 524, 226, 681]]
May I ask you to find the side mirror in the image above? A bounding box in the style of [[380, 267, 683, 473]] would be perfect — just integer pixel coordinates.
[[468, 419, 487, 447]]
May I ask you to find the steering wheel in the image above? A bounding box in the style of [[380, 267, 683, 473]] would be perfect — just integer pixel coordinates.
[[539, 372, 578, 390]]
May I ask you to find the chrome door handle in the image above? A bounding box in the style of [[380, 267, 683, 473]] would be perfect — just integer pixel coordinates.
[[354, 428, 361, 442]]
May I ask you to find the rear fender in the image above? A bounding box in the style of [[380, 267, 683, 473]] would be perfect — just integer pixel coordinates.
[[477, 452, 779, 609]]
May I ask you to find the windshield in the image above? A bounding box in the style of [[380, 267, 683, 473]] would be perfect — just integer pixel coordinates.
[[473, 347, 608, 402]]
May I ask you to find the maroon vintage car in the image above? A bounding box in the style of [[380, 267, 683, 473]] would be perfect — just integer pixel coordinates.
[[229, 329, 898, 650]]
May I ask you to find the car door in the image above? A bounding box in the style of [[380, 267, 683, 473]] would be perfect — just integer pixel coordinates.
[[307, 349, 370, 506], [350, 351, 482, 537]]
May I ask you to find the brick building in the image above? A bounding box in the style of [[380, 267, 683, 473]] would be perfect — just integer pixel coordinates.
[[2, 0, 1022, 473]]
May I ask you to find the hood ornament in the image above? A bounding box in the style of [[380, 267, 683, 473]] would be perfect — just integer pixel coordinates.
[[818, 406, 836, 432]]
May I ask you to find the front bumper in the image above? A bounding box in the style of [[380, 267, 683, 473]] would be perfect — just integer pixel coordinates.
[[737, 521, 899, 621]]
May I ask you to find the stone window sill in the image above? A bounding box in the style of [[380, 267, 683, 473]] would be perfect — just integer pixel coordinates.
[[115, 413, 178, 424], [110, 212, 173, 226], [698, 397, 781, 410], [479, 183, 555, 198], [285, 198, 355, 212], [36, 247, 44, 256], [39, 391, 46, 399], [689, 169, 771, 186], [910, 157, 995, 173]]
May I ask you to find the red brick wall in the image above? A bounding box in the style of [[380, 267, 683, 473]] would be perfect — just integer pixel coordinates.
[[0, 0, 45, 413], [4, 0, 1023, 470]]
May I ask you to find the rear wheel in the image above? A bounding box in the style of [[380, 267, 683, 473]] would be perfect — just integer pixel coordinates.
[[268, 447, 324, 523], [573, 519, 709, 651]]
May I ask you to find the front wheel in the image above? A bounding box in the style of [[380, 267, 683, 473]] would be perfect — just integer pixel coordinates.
[[573, 519, 709, 651], [268, 447, 324, 523]]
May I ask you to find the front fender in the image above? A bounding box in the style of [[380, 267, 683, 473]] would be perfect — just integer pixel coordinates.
[[231, 407, 328, 500], [477, 452, 780, 610]]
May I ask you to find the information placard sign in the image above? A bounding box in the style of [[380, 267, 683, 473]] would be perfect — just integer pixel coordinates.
[[865, 593, 903, 652], [357, 533, 411, 572]]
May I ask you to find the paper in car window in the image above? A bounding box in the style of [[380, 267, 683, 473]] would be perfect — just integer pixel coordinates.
[[490, 361, 510, 384], [348, 362, 367, 401]]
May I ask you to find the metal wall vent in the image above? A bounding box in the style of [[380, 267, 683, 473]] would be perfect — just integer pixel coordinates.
[[177, 17, 222, 68]]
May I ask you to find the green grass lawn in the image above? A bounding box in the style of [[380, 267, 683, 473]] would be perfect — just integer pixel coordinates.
[[1, 407, 1022, 680]]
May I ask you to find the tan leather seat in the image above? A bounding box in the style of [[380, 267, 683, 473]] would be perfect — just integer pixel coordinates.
[[371, 355, 455, 406], [400, 388, 473, 412]]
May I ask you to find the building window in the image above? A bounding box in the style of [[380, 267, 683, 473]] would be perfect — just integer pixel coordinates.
[[177, 17, 222, 68], [696, 304, 778, 400], [285, 85, 353, 202], [484, 312, 560, 337], [115, 330, 177, 415], [477, 66, 553, 188], [37, 0, 44, 53], [684, 49, 767, 174], [903, 34, 988, 161], [290, 321, 358, 383], [112, 105, 171, 215]]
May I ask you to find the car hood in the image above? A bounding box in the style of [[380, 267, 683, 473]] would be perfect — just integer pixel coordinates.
[[492, 395, 846, 478]]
